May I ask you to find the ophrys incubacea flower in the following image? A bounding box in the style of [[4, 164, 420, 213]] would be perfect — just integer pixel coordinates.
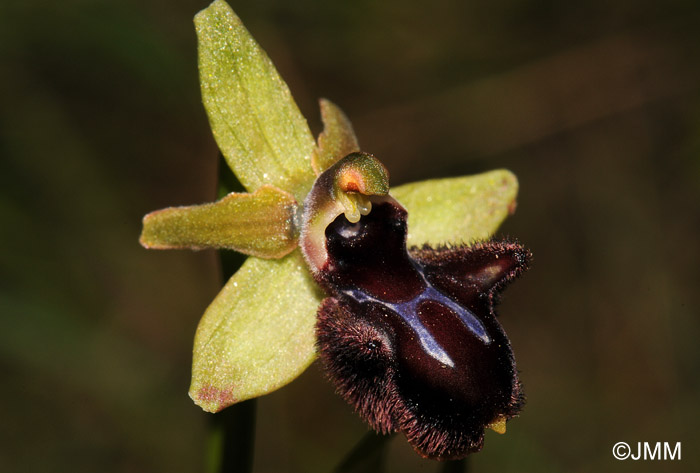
[[140, 0, 530, 460]]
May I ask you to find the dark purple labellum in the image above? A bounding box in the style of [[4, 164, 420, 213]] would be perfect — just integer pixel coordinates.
[[313, 198, 530, 460]]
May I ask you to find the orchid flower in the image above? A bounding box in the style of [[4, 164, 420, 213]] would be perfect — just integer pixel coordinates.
[[140, 0, 529, 460]]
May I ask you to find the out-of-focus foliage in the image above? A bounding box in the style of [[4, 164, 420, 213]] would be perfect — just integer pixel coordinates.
[[1, 0, 699, 472]]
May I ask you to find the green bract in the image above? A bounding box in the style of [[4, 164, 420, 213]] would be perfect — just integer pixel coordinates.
[[140, 0, 521, 413]]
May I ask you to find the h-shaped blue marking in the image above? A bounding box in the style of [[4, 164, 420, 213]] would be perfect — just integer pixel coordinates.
[[342, 270, 491, 368]]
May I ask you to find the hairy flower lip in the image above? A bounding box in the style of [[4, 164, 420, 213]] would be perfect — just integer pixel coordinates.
[[314, 198, 530, 460]]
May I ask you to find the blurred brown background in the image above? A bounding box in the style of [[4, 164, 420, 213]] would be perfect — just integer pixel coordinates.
[[1, 0, 699, 472]]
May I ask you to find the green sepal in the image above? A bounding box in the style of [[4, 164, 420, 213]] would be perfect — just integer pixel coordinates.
[[195, 0, 316, 202], [140, 185, 298, 259], [391, 169, 519, 247], [189, 251, 323, 413], [312, 99, 360, 175]]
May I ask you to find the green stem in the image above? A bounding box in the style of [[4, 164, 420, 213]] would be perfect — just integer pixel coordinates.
[[205, 155, 256, 473], [207, 400, 257, 473], [334, 432, 394, 473], [438, 457, 469, 473]]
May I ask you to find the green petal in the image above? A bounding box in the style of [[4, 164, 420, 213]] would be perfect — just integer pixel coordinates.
[[189, 250, 323, 412], [195, 0, 316, 202], [312, 99, 360, 175], [140, 185, 298, 259], [391, 169, 519, 247]]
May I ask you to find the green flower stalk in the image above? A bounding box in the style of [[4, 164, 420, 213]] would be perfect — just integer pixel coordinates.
[[140, 0, 527, 460]]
